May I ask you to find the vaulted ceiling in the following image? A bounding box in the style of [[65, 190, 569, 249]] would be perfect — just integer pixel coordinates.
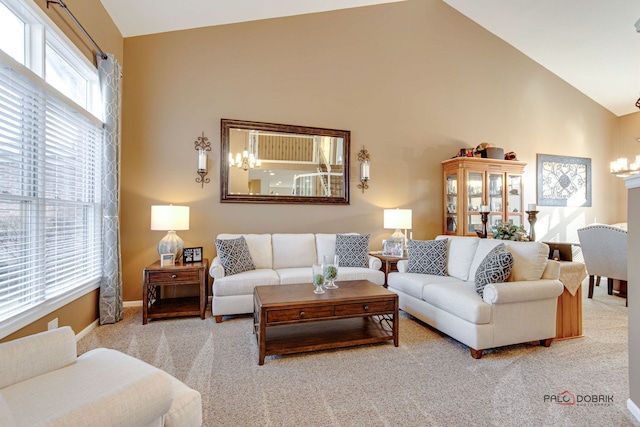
[[100, 0, 640, 116]]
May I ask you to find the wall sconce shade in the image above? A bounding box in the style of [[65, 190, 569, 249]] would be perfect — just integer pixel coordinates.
[[151, 205, 190, 260], [357, 146, 370, 193], [194, 131, 211, 187]]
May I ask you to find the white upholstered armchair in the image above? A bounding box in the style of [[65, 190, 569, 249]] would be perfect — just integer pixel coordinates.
[[577, 224, 628, 305]]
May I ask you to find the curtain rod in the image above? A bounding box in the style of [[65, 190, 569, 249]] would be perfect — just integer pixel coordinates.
[[46, 0, 108, 60]]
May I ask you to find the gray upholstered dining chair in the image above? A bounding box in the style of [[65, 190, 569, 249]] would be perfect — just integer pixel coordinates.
[[577, 224, 628, 306]]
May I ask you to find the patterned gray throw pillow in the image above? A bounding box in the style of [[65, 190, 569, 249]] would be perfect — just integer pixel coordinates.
[[335, 234, 370, 267], [215, 236, 256, 276], [407, 239, 448, 276], [474, 243, 514, 297]]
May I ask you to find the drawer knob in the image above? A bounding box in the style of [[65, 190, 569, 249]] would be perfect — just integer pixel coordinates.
[[300, 311, 305, 318], [171, 274, 177, 279], [364, 305, 370, 311]]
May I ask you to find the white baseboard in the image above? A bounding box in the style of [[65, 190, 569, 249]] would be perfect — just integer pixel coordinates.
[[124, 300, 142, 307], [75, 318, 99, 341], [627, 398, 640, 422]]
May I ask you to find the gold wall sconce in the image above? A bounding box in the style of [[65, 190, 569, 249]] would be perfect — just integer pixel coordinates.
[[357, 146, 370, 193], [194, 131, 211, 188]]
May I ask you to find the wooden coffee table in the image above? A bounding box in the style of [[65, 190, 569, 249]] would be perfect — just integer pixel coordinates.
[[253, 279, 398, 365]]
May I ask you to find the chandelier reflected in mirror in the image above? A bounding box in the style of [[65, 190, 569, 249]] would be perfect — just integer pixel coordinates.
[[229, 131, 261, 171]]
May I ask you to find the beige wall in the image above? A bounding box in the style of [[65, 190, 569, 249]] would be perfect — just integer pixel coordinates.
[[614, 112, 640, 220], [121, 0, 621, 302]]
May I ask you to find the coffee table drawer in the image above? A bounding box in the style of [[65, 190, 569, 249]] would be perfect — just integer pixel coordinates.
[[267, 306, 335, 323], [335, 300, 395, 316]]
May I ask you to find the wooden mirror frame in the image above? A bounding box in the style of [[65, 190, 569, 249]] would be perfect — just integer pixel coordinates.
[[220, 119, 351, 204]]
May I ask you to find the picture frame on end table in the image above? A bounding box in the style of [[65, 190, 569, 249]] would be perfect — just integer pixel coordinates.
[[382, 240, 404, 257], [160, 253, 175, 267], [183, 247, 203, 263]]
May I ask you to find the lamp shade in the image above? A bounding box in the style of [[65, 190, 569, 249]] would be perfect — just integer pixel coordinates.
[[150, 205, 190, 231], [383, 208, 412, 230]]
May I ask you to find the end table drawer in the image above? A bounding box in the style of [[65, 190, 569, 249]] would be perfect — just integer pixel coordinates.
[[267, 306, 334, 323], [147, 270, 200, 283], [335, 300, 395, 316]]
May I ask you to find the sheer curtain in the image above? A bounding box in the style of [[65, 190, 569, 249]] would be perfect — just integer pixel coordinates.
[[98, 53, 123, 324]]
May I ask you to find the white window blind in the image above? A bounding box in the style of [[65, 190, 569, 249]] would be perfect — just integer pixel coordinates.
[[0, 55, 103, 322]]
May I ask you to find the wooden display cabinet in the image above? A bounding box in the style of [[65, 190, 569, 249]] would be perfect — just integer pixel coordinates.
[[442, 157, 526, 236]]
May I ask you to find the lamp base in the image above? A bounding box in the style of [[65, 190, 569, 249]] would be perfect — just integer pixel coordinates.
[[157, 230, 184, 261]]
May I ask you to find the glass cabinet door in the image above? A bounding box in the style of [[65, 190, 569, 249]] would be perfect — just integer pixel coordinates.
[[507, 174, 523, 225], [467, 172, 483, 212], [488, 173, 504, 213], [445, 173, 457, 233]]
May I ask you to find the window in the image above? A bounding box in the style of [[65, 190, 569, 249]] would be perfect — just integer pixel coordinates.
[[0, 1, 24, 65], [0, 0, 104, 336]]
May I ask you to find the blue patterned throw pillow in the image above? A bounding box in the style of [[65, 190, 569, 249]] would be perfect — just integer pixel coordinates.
[[407, 239, 448, 276], [474, 243, 514, 297], [215, 236, 256, 276], [335, 234, 370, 267]]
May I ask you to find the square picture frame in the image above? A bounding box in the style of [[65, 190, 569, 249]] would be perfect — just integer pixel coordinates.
[[160, 253, 175, 267], [183, 246, 203, 263], [382, 240, 404, 257], [536, 154, 592, 207]]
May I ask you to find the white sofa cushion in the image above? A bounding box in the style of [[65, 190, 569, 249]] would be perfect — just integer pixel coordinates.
[[277, 267, 313, 285], [421, 282, 492, 324], [387, 273, 461, 300], [212, 269, 280, 296], [272, 234, 317, 269], [1, 348, 174, 427], [315, 233, 337, 263], [436, 235, 479, 281], [216, 233, 273, 269], [0, 326, 76, 389]]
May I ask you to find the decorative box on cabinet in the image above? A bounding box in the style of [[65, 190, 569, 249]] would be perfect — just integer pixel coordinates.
[[442, 157, 526, 236]]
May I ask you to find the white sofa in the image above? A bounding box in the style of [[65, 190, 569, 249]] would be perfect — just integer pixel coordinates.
[[210, 233, 385, 322], [388, 236, 564, 358], [0, 326, 202, 427]]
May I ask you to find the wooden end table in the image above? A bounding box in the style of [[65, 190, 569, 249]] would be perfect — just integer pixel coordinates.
[[142, 259, 209, 324], [253, 280, 398, 365], [369, 253, 408, 286]]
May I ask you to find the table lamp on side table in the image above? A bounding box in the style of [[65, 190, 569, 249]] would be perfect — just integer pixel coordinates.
[[384, 208, 412, 253], [151, 205, 190, 262]]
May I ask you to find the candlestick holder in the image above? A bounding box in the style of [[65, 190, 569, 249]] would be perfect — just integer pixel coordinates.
[[480, 212, 489, 238], [525, 210, 539, 241]]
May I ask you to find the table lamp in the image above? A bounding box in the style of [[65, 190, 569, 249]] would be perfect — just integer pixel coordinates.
[[151, 205, 190, 261], [384, 208, 412, 246]]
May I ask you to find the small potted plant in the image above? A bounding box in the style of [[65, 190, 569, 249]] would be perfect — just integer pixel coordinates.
[[491, 222, 530, 241]]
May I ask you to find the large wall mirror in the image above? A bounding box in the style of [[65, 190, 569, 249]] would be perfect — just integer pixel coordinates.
[[221, 119, 350, 204]]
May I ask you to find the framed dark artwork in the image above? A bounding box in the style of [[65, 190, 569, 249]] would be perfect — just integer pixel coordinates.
[[537, 154, 591, 207], [183, 247, 203, 263]]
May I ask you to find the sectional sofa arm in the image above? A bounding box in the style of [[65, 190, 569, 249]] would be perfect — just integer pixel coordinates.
[[482, 280, 564, 305], [397, 259, 408, 272], [210, 257, 225, 280], [368, 255, 382, 270], [0, 326, 77, 389]]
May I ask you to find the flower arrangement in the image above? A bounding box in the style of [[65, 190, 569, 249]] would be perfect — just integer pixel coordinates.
[[491, 222, 530, 241]]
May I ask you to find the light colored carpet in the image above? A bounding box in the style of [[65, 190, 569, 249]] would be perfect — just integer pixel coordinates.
[[78, 284, 638, 426]]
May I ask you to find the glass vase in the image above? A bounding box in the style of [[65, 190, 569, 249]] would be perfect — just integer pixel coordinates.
[[323, 255, 339, 289], [312, 263, 325, 294]]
